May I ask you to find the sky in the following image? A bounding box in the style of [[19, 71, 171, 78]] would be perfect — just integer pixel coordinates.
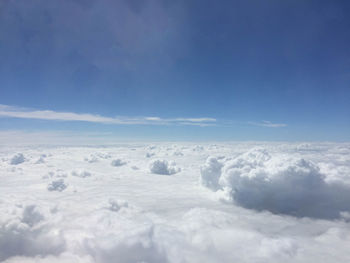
[[0, 0, 349, 141]]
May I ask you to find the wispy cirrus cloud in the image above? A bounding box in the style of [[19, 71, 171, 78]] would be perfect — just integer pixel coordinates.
[[0, 104, 216, 126], [248, 120, 287, 128]]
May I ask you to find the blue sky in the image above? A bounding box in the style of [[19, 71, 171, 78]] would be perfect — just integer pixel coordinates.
[[0, 0, 349, 141]]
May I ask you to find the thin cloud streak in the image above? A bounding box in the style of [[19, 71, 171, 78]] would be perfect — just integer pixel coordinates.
[[0, 104, 216, 126], [248, 120, 287, 128]]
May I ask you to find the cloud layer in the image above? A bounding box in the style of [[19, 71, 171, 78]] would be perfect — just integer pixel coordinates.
[[1, 142, 350, 262]]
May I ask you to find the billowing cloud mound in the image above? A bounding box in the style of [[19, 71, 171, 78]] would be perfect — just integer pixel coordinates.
[[149, 160, 180, 175], [111, 159, 126, 167], [71, 170, 91, 178], [146, 152, 155, 158], [0, 203, 65, 262], [47, 179, 67, 192], [108, 199, 129, 212], [84, 155, 99, 163], [10, 153, 25, 165], [200, 157, 223, 191], [200, 148, 350, 219], [35, 156, 45, 164]]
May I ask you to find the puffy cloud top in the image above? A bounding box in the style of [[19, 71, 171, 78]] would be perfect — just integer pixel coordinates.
[[201, 148, 350, 219], [10, 153, 25, 165], [149, 159, 180, 175]]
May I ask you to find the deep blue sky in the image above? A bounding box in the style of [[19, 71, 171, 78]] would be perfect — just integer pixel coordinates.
[[0, 0, 349, 141]]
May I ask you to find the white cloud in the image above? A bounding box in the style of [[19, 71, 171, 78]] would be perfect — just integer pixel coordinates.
[[200, 148, 350, 219], [200, 156, 223, 190], [47, 179, 68, 192], [149, 159, 181, 175], [10, 153, 26, 165], [0, 104, 216, 126], [173, 118, 217, 122], [1, 142, 350, 262], [248, 120, 287, 128], [144, 117, 162, 121], [111, 159, 127, 167], [0, 203, 66, 262]]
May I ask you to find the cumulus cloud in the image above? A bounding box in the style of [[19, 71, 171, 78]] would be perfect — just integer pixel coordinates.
[[0, 203, 65, 262], [81, 216, 168, 263], [71, 170, 92, 178], [200, 157, 223, 191], [84, 155, 99, 163], [111, 159, 127, 167], [35, 156, 45, 164], [149, 160, 180, 175], [108, 199, 129, 212], [0, 104, 216, 126], [173, 151, 184, 156], [47, 179, 68, 192], [146, 152, 156, 158], [10, 153, 25, 165], [200, 148, 350, 219]]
